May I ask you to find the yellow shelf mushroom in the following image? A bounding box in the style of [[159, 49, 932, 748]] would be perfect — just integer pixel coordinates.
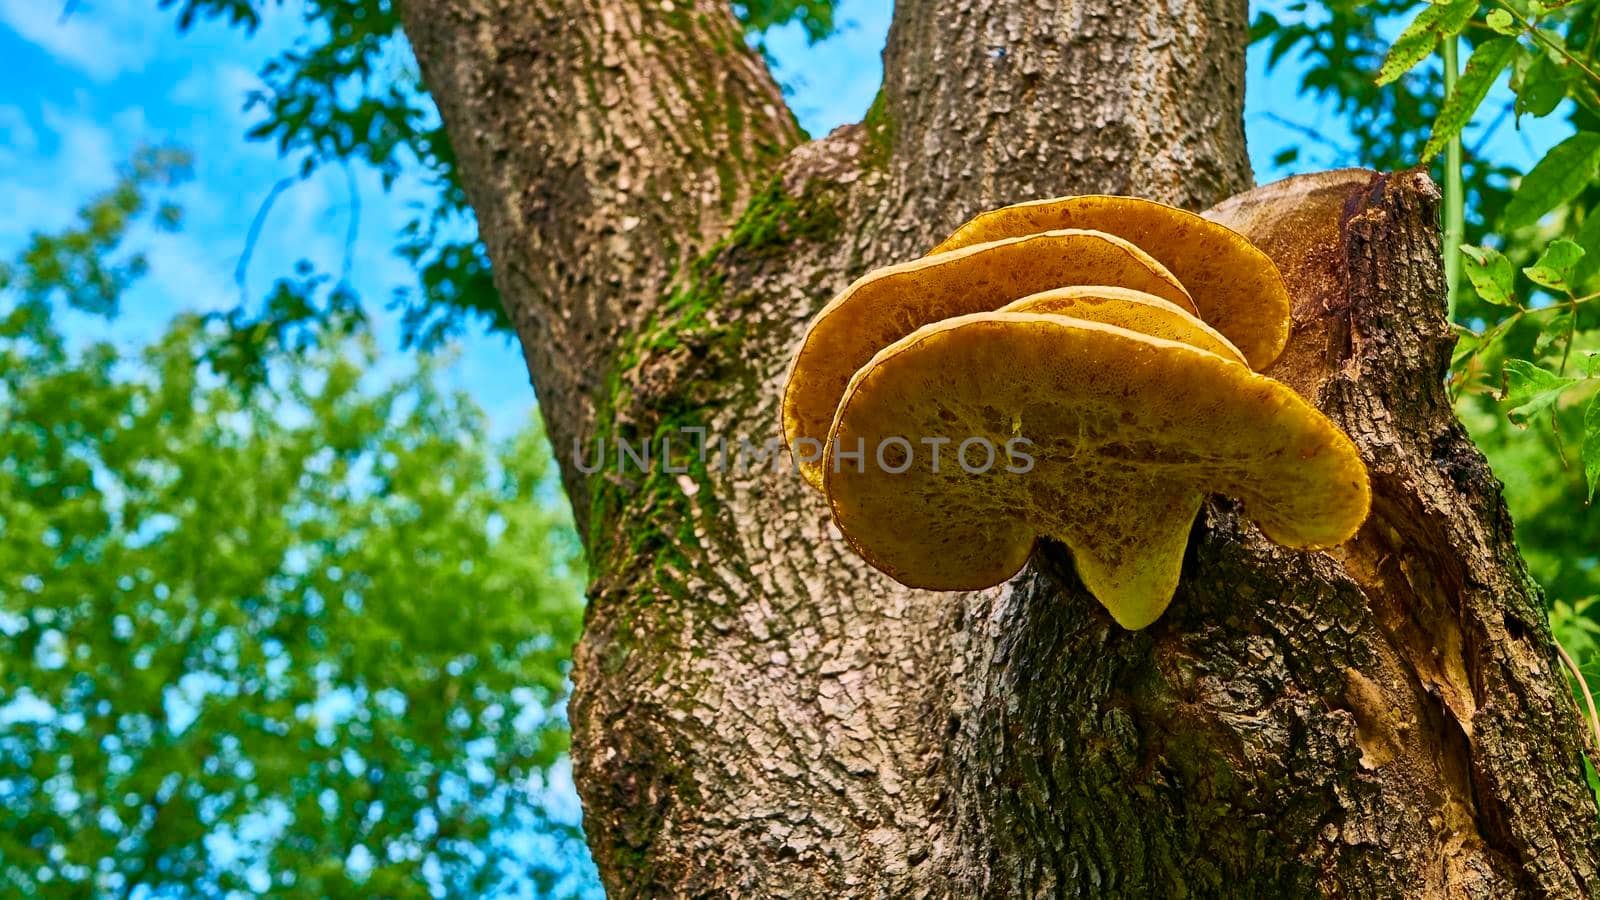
[[783, 194, 1367, 629], [932, 195, 1292, 370], [783, 229, 1193, 491], [821, 313, 1370, 630]]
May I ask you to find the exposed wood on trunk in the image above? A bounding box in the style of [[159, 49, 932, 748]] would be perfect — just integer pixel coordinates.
[[400, 0, 1600, 895]]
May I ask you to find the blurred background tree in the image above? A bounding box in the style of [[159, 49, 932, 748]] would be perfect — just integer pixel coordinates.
[[2, 1, 846, 894], [0, 154, 595, 895]]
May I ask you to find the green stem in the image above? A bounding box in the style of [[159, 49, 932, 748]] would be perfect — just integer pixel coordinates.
[[1561, 297, 1579, 375], [1494, 0, 1600, 87], [1443, 35, 1464, 321]]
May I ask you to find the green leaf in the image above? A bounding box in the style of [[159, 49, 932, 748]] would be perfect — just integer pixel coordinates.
[[1503, 133, 1600, 230], [1249, 11, 1282, 44], [1486, 9, 1517, 34], [1452, 326, 1483, 369], [1378, 1, 1478, 86], [1435, 2, 1480, 37], [1574, 207, 1600, 290], [1532, 26, 1570, 53], [1423, 37, 1521, 159], [1535, 311, 1572, 356], [1517, 50, 1570, 117], [1586, 392, 1600, 501], [1461, 244, 1518, 305], [1378, 23, 1437, 87], [0, 165, 596, 892], [1523, 239, 1586, 293], [1503, 359, 1580, 425]]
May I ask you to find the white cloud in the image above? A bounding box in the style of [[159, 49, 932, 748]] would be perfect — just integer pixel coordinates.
[[39, 103, 118, 190], [0, 105, 37, 158], [0, 0, 158, 81], [171, 62, 261, 127], [138, 230, 237, 313], [0, 104, 121, 247]]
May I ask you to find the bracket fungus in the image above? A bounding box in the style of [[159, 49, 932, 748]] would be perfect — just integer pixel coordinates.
[[822, 313, 1370, 630], [931, 195, 1292, 369], [783, 229, 1192, 491], [783, 194, 1371, 630]]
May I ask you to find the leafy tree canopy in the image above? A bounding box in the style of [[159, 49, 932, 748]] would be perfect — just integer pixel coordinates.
[[0, 154, 593, 896]]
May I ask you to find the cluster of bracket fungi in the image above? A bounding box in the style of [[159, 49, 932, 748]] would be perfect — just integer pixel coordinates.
[[781, 196, 1373, 630]]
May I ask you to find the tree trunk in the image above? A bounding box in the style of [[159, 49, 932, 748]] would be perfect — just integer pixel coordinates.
[[399, 0, 1600, 895]]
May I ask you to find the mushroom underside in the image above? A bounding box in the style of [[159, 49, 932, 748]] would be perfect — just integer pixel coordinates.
[[824, 314, 1369, 628]]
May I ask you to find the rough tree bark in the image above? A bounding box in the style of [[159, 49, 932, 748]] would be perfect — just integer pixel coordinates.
[[399, 0, 1600, 895]]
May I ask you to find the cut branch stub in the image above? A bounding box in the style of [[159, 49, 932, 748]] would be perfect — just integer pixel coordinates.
[[939, 170, 1599, 897], [932, 195, 1293, 369], [1204, 168, 1376, 400], [782, 229, 1193, 490], [823, 312, 1370, 629]]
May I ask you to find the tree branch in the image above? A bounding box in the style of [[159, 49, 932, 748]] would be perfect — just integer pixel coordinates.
[[398, 0, 803, 506], [873, 0, 1253, 239]]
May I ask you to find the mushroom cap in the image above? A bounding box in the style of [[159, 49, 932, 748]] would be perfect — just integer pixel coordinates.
[[823, 313, 1370, 629], [784, 229, 1194, 491], [931, 195, 1291, 370], [999, 286, 1246, 365]]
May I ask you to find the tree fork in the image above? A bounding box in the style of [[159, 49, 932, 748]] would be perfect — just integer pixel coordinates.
[[400, 0, 1600, 894]]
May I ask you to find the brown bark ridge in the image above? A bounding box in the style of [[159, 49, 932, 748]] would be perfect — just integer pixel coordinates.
[[398, 0, 804, 523], [399, 0, 1600, 895]]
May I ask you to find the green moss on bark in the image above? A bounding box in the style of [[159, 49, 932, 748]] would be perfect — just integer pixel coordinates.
[[861, 88, 895, 170], [583, 175, 842, 592], [581, 172, 844, 687]]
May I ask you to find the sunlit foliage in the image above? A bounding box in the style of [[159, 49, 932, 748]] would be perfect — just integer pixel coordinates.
[[0, 157, 593, 896]]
